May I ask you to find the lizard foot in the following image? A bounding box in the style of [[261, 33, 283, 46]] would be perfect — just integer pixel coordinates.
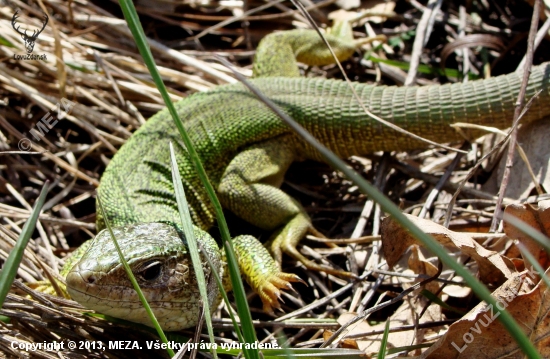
[[28, 278, 70, 298], [232, 234, 305, 314], [270, 213, 358, 279]]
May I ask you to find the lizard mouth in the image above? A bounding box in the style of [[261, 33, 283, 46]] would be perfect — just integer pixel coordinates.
[[65, 270, 130, 306], [66, 270, 183, 306], [66, 270, 203, 330]]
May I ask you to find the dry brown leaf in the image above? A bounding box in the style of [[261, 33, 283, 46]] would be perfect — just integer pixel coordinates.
[[381, 214, 516, 286], [504, 200, 550, 269], [333, 300, 443, 357], [420, 270, 550, 358], [408, 245, 441, 295], [441, 279, 471, 298]]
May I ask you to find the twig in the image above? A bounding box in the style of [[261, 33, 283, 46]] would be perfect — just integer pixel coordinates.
[[459, 5, 470, 82], [322, 261, 443, 347], [489, 0, 541, 232], [405, 0, 442, 86], [418, 144, 466, 219], [351, 155, 389, 238]]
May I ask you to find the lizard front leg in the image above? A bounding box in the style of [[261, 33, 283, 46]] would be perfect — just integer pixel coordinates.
[[228, 234, 303, 314], [218, 136, 353, 278]]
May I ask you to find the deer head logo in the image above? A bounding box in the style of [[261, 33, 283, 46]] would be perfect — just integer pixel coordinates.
[[11, 10, 49, 54]]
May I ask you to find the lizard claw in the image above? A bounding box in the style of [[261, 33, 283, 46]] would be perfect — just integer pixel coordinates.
[[256, 271, 305, 315]]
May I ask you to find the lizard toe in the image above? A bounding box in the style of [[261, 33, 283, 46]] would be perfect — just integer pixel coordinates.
[[256, 270, 305, 314]]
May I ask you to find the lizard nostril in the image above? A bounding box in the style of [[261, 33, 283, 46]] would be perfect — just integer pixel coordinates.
[[86, 274, 96, 284]]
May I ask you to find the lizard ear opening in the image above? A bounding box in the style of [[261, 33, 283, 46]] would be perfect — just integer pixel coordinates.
[[139, 260, 163, 281]]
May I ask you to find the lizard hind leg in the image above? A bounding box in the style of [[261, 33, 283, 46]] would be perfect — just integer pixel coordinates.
[[253, 21, 358, 78], [218, 136, 353, 280]]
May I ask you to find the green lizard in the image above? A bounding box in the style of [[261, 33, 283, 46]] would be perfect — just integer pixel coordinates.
[[65, 23, 550, 331]]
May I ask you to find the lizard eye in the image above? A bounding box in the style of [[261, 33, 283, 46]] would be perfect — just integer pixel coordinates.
[[139, 260, 162, 281]]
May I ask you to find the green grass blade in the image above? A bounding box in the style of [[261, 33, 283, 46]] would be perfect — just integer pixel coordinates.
[[116, 1, 258, 357], [224, 70, 541, 358], [199, 245, 246, 344], [377, 320, 390, 359], [0, 36, 15, 48], [367, 56, 479, 80], [169, 143, 217, 358], [0, 181, 49, 307], [274, 331, 295, 359], [218, 347, 364, 358], [96, 196, 174, 357]]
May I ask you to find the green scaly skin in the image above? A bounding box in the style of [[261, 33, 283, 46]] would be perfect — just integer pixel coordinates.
[[65, 26, 550, 330]]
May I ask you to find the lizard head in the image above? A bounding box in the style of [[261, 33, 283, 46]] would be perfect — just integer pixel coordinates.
[[65, 222, 223, 331]]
